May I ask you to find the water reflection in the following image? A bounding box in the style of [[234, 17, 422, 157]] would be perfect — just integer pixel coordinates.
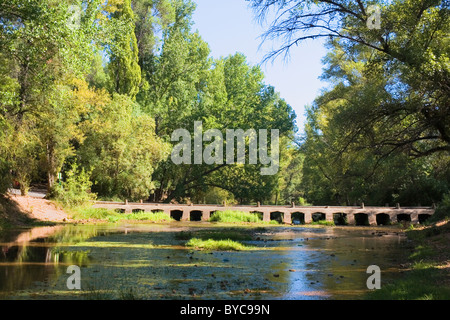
[[0, 226, 93, 296], [0, 224, 409, 300], [279, 228, 408, 299]]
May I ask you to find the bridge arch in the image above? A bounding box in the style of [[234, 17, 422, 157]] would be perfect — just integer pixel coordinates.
[[250, 211, 264, 221], [333, 213, 347, 226], [354, 213, 369, 226], [190, 210, 203, 222], [418, 214, 432, 224], [291, 212, 305, 225], [170, 210, 183, 221], [312, 212, 326, 222], [397, 214, 411, 223], [376, 213, 391, 226], [270, 211, 284, 224]]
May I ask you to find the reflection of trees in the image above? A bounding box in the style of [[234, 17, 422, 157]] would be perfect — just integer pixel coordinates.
[[1, 226, 63, 263], [48, 225, 100, 244], [0, 243, 57, 293], [0, 225, 95, 295], [50, 248, 90, 266]]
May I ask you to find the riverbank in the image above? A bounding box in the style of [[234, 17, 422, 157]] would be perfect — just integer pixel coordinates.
[[0, 194, 69, 229], [366, 219, 450, 300]]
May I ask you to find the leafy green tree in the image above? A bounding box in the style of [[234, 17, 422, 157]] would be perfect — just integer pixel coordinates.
[[0, 0, 299, 207], [51, 162, 96, 208], [4, 121, 40, 196], [301, 39, 450, 205], [132, 0, 176, 65], [0, 0, 95, 193], [151, 52, 296, 203], [250, 0, 449, 158], [78, 93, 168, 201], [274, 142, 305, 205], [137, 0, 211, 135], [39, 81, 86, 191], [250, 0, 449, 206], [107, 0, 142, 98]]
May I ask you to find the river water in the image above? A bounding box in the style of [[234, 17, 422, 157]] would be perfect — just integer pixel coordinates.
[[0, 223, 410, 300]]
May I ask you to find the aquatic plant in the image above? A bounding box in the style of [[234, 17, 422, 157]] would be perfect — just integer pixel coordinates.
[[186, 238, 253, 251]]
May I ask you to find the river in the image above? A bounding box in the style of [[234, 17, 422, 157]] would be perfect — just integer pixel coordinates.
[[0, 223, 411, 300]]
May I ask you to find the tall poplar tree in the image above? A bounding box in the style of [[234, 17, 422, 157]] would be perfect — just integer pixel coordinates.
[[108, 0, 142, 98]]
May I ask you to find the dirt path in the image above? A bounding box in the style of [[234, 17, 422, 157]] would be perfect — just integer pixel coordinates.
[[8, 194, 69, 223]]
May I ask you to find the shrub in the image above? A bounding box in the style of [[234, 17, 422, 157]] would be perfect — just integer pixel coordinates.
[[70, 207, 173, 223], [209, 210, 261, 223], [70, 207, 114, 220], [122, 211, 173, 222], [431, 192, 450, 223], [50, 163, 96, 208]]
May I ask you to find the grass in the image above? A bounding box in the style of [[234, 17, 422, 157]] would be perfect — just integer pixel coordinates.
[[311, 220, 335, 226], [366, 219, 450, 300], [209, 210, 262, 223], [209, 210, 282, 225], [69, 207, 113, 220], [263, 220, 281, 225], [186, 238, 253, 251], [367, 261, 450, 300], [114, 211, 173, 223], [178, 228, 256, 251], [408, 245, 436, 260], [70, 206, 173, 223]]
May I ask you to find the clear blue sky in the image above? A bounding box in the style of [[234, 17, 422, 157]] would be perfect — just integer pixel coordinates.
[[192, 0, 328, 134]]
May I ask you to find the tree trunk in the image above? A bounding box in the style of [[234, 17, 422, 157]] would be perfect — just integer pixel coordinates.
[[46, 143, 56, 193], [19, 183, 28, 196], [47, 171, 56, 193]]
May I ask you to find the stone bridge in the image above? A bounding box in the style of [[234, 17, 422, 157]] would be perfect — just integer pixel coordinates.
[[92, 201, 435, 226]]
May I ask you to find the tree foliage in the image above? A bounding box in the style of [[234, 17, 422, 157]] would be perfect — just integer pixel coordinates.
[[251, 0, 449, 157], [249, 0, 450, 206], [0, 0, 297, 205], [4, 0, 446, 210]]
